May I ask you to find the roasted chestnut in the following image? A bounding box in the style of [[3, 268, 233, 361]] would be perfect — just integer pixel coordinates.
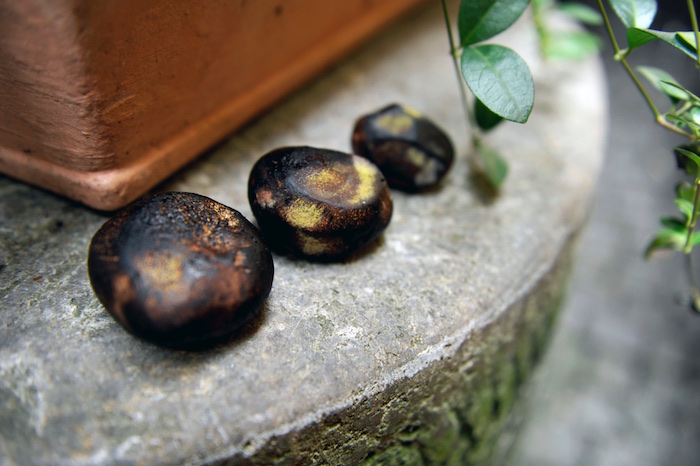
[[352, 104, 454, 191], [87, 192, 273, 349], [248, 146, 392, 260]]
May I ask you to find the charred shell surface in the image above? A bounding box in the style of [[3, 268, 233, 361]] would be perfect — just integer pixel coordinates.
[[87, 192, 274, 349], [352, 104, 454, 192], [248, 146, 393, 261]]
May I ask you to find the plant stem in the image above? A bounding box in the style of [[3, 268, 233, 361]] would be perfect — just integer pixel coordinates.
[[681, 1, 700, 310], [531, 0, 549, 58], [686, 253, 700, 312], [597, 0, 622, 54], [689, 0, 700, 71], [684, 178, 700, 253], [440, 0, 478, 148]]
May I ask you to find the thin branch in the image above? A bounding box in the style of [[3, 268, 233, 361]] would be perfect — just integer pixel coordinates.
[[686, 253, 700, 312], [688, 0, 700, 71], [685, 178, 700, 253], [440, 0, 476, 139], [597, 0, 694, 140]]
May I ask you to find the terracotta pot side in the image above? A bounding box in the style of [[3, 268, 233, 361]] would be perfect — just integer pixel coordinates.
[[0, 0, 427, 210]]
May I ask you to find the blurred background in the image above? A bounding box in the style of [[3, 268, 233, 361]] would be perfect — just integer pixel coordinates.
[[511, 2, 700, 465]]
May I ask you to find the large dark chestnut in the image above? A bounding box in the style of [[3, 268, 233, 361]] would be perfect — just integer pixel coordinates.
[[248, 146, 393, 260], [352, 103, 455, 192], [87, 192, 273, 349]]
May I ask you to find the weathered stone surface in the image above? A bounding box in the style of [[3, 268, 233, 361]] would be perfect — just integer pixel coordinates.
[[0, 4, 605, 465]]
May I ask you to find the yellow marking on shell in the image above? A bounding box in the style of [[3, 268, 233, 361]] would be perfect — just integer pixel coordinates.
[[305, 167, 344, 198], [133, 251, 184, 293], [349, 157, 379, 205], [298, 233, 331, 256], [401, 105, 423, 118], [285, 198, 324, 229], [406, 147, 426, 165], [375, 113, 413, 134]]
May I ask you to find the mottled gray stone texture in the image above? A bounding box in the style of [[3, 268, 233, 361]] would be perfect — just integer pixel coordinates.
[[0, 3, 605, 465]]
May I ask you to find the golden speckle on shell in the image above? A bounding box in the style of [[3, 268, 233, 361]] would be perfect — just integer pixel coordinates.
[[132, 250, 185, 295], [375, 113, 414, 134], [285, 198, 324, 229]]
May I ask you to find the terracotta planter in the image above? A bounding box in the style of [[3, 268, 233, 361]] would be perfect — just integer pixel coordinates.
[[0, 0, 426, 210]]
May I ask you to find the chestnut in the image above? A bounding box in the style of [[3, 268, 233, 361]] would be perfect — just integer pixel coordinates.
[[87, 192, 273, 349], [352, 104, 454, 192], [248, 146, 392, 261]]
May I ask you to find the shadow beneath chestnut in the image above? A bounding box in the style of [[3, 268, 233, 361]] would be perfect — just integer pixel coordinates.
[[340, 234, 387, 264], [117, 299, 272, 366], [174, 301, 271, 353], [266, 233, 388, 265], [390, 181, 447, 197]]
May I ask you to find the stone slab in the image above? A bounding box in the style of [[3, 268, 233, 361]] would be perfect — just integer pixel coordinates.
[[0, 3, 606, 465]]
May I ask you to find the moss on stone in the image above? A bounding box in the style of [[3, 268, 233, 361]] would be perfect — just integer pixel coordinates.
[[364, 444, 425, 466]]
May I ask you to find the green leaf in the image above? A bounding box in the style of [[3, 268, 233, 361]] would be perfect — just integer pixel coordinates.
[[677, 31, 698, 52], [476, 142, 508, 187], [676, 147, 700, 170], [644, 236, 671, 259], [645, 226, 686, 259], [691, 230, 700, 247], [676, 181, 695, 203], [675, 198, 695, 221], [660, 81, 700, 104], [626, 29, 699, 59], [458, 0, 530, 46], [636, 66, 686, 102], [544, 31, 601, 60], [461, 44, 534, 123], [625, 27, 657, 51], [660, 216, 687, 232], [474, 98, 504, 131], [690, 107, 700, 126], [608, 0, 657, 29], [532, 0, 554, 8], [557, 3, 603, 25]]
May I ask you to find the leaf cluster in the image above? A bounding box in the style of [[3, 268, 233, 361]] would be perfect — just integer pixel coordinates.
[[454, 0, 535, 186], [601, 1, 700, 259], [611, 0, 699, 138], [646, 178, 700, 259], [450, 1, 600, 187], [458, 0, 534, 128]]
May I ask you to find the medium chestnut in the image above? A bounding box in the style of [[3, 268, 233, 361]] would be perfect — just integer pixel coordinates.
[[248, 146, 393, 260]]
